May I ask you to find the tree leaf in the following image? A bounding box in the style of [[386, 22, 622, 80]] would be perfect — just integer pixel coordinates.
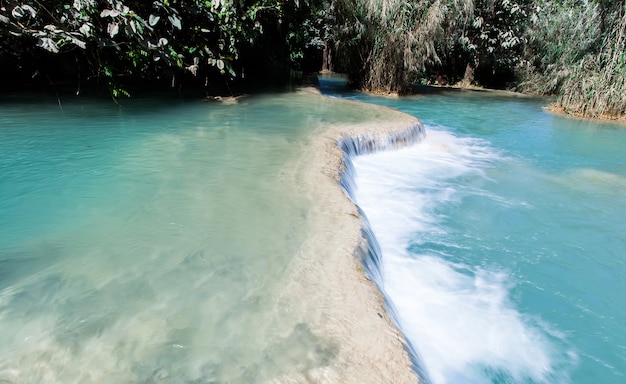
[[227, 65, 236, 77], [101, 9, 120, 18], [108, 22, 119, 38], [12, 6, 25, 18], [36, 38, 59, 53], [21, 5, 36, 18], [71, 37, 86, 49], [186, 64, 198, 76], [149, 14, 160, 26], [79, 23, 92, 37], [168, 15, 181, 30]]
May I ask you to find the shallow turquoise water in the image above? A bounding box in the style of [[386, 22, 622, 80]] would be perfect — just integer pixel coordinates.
[[0, 93, 384, 383], [4, 84, 625, 383], [327, 83, 626, 383]]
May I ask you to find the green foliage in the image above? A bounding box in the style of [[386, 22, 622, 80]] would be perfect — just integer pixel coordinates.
[[326, 0, 533, 93], [327, 0, 465, 93], [0, 0, 318, 94], [2, 0, 624, 118], [519, 0, 603, 95], [520, 0, 626, 118], [325, 0, 625, 118], [556, 4, 626, 118], [464, 0, 534, 73]]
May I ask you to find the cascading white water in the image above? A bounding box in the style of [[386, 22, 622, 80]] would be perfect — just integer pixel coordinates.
[[337, 121, 434, 384]]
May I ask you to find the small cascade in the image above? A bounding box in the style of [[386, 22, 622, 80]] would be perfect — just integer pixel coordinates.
[[339, 121, 426, 201], [338, 121, 433, 384], [339, 122, 426, 158]]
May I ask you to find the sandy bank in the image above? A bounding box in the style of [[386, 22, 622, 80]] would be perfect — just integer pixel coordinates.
[[272, 90, 424, 383]]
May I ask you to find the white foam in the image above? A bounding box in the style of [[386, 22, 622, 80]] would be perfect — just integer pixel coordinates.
[[353, 128, 570, 384]]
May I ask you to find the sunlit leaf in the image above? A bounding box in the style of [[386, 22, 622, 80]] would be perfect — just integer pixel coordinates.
[[12, 6, 25, 18], [101, 9, 121, 18], [186, 64, 198, 76], [71, 37, 86, 49], [36, 37, 59, 53], [79, 23, 92, 37], [108, 22, 119, 38], [21, 4, 36, 17], [149, 14, 160, 26], [168, 15, 181, 30]]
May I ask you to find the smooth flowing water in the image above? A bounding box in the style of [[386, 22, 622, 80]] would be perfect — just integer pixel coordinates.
[[0, 92, 388, 383], [322, 80, 626, 384]]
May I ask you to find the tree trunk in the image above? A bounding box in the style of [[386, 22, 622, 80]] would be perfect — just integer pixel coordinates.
[[460, 62, 475, 87], [322, 40, 333, 73]]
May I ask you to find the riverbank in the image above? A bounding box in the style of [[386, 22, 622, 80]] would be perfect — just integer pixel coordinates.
[[273, 88, 425, 383], [545, 104, 626, 124], [364, 80, 626, 124]]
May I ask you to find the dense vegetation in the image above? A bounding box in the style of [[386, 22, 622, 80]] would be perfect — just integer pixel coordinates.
[[0, 0, 320, 97], [522, 0, 626, 118], [327, 0, 626, 119], [1, 0, 625, 118]]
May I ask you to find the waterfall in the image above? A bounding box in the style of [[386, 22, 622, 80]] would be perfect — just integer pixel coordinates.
[[338, 121, 433, 384]]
